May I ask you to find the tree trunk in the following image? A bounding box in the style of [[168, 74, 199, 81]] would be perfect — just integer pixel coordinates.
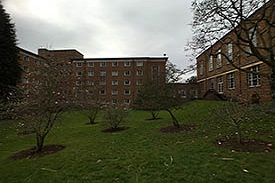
[[151, 111, 159, 120], [166, 109, 180, 128], [36, 134, 45, 152]]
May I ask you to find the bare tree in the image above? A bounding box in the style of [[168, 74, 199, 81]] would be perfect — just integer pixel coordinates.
[[189, 0, 275, 100], [16, 59, 67, 152], [103, 104, 130, 130], [135, 62, 188, 128], [210, 100, 253, 144]]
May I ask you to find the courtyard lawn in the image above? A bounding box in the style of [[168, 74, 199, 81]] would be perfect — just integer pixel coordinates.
[[0, 100, 274, 183]]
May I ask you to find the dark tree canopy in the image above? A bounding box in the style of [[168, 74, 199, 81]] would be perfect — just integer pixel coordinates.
[[0, 1, 20, 99]]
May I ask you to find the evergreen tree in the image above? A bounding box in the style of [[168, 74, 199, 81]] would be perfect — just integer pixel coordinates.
[[0, 1, 20, 100]]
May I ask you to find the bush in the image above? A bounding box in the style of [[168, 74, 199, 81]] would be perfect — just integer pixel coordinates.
[[103, 105, 130, 129]]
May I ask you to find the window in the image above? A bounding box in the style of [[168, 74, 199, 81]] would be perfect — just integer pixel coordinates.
[[124, 89, 130, 95], [99, 89, 106, 95], [190, 89, 198, 98], [208, 55, 213, 71], [152, 66, 159, 80], [216, 49, 222, 68], [100, 62, 107, 67], [100, 71, 106, 76], [35, 59, 40, 65], [22, 77, 28, 84], [226, 42, 233, 63], [227, 72, 235, 89], [88, 62, 94, 67], [124, 71, 131, 76], [23, 66, 29, 72], [136, 61, 143, 66], [136, 70, 143, 76], [112, 62, 118, 67], [112, 80, 118, 85], [217, 76, 223, 94], [210, 78, 214, 89], [124, 99, 130, 104], [88, 71, 94, 76], [124, 79, 131, 85], [87, 80, 94, 85], [124, 61, 131, 67], [199, 61, 204, 75], [99, 80, 106, 85], [178, 89, 186, 98], [112, 89, 118, 95], [76, 81, 82, 86], [23, 55, 29, 61], [248, 65, 260, 87], [76, 62, 82, 67], [112, 99, 118, 104], [76, 71, 82, 76], [112, 71, 118, 76], [136, 78, 143, 85]]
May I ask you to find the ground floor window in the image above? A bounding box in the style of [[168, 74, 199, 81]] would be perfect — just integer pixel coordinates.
[[210, 79, 214, 89], [227, 72, 235, 89], [248, 65, 260, 87], [217, 76, 223, 94]]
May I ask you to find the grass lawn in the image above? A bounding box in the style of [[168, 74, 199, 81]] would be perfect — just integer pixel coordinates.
[[0, 100, 274, 183]]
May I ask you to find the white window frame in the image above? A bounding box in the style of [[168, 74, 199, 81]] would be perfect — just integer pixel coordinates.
[[112, 89, 118, 95], [112, 71, 118, 76], [248, 65, 260, 87], [100, 71, 106, 76], [217, 76, 223, 94], [136, 61, 143, 66], [112, 62, 118, 67], [124, 61, 131, 67], [76, 71, 82, 76], [216, 49, 222, 68], [227, 72, 235, 89], [112, 80, 118, 86], [100, 62, 107, 67], [124, 71, 131, 76], [226, 42, 233, 63], [88, 71, 94, 77], [124, 89, 130, 95], [88, 62, 94, 67], [136, 70, 143, 76], [76, 62, 82, 67], [208, 55, 213, 71], [124, 79, 131, 85]]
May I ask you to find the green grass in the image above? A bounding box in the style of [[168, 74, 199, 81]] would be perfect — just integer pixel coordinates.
[[0, 100, 274, 183]]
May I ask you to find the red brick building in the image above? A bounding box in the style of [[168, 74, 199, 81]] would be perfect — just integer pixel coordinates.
[[196, 1, 274, 103], [18, 47, 167, 105], [72, 57, 167, 105]]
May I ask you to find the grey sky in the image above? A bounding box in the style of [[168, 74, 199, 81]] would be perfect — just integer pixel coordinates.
[[3, 0, 195, 77]]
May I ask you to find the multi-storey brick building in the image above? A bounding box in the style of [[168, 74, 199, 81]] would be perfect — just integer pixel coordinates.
[[72, 57, 167, 105], [18, 47, 168, 105], [196, 1, 274, 103]]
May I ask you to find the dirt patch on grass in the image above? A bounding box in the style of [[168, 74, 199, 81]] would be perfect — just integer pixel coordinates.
[[10, 144, 66, 160], [214, 136, 273, 152], [160, 124, 196, 133], [146, 117, 162, 121], [101, 127, 129, 133]]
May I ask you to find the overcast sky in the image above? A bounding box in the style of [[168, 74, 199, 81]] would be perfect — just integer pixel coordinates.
[[3, 0, 195, 77]]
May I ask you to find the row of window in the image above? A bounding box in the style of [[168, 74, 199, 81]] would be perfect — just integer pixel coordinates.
[[22, 55, 42, 65], [96, 88, 132, 95], [209, 65, 260, 94], [76, 70, 144, 77], [76, 79, 143, 86], [76, 61, 144, 67]]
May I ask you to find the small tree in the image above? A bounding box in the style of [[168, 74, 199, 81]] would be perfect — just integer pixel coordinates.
[[135, 61, 188, 128], [211, 100, 253, 144], [103, 104, 130, 130], [16, 59, 66, 152]]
